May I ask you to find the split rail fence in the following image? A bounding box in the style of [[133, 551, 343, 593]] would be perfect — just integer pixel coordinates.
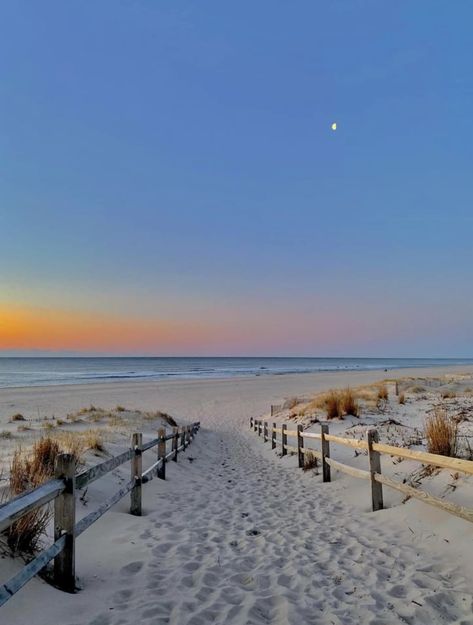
[[250, 417, 473, 523], [0, 421, 200, 607]]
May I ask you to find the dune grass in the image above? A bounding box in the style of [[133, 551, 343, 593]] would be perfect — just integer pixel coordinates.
[[4, 438, 61, 553], [340, 387, 359, 417], [377, 384, 389, 401], [425, 407, 458, 457], [303, 451, 319, 472]]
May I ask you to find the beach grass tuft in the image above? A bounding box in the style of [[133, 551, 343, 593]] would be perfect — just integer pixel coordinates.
[[83, 429, 105, 452], [4, 437, 61, 553], [340, 387, 360, 417], [425, 407, 457, 457], [303, 451, 319, 472], [377, 385, 389, 401], [325, 391, 343, 419]]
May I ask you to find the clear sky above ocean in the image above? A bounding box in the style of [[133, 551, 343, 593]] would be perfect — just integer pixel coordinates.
[[1, 2, 472, 356]]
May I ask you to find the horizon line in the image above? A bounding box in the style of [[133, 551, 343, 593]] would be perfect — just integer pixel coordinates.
[[0, 353, 472, 360]]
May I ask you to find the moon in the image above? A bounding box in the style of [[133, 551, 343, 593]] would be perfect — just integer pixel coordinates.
[[331, 122, 337, 131]]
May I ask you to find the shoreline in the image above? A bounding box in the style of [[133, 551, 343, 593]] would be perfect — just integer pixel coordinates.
[[2, 363, 473, 425], [1, 358, 473, 392], [1, 361, 473, 392]]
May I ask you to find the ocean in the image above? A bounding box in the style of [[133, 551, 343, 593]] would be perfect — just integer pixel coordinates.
[[0, 357, 471, 389]]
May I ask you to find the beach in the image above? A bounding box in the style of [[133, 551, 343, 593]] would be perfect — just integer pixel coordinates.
[[3, 0, 472, 622], [1, 365, 473, 624]]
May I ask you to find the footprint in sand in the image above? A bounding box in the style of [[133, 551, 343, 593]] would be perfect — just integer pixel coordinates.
[[120, 561, 144, 575]]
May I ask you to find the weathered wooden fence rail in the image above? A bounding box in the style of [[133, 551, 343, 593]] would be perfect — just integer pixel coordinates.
[[0, 421, 200, 607], [250, 417, 473, 523]]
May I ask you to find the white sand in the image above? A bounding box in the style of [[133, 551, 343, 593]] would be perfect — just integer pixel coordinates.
[[1, 366, 473, 624]]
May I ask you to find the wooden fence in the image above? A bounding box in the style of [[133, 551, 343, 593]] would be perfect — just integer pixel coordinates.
[[250, 417, 473, 523], [0, 422, 200, 607]]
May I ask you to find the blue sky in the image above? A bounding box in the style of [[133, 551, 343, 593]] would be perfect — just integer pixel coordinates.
[[1, 1, 473, 356]]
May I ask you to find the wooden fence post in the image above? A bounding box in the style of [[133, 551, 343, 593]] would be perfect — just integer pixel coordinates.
[[297, 425, 304, 469], [158, 428, 166, 480], [395, 381, 399, 396], [181, 426, 186, 451], [263, 421, 268, 442], [250, 417, 253, 430], [130, 432, 142, 516], [281, 424, 287, 456], [54, 453, 76, 592], [172, 426, 179, 462], [271, 422, 276, 450], [257, 420, 261, 437], [271, 405, 274, 417], [253, 418, 257, 433], [367, 429, 384, 511], [321, 424, 331, 483]]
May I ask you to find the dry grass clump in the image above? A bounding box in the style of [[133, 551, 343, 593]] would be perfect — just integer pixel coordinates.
[[377, 385, 389, 401], [52, 432, 86, 459], [53, 429, 107, 458], [1, 430, 12, 439], [410, 385, 425, 394], [78, 405, 104, 415], [10, 413, 26, 422], [299, 387, 362, 420], [340, 387, 359, 417], [376, 384, 389, 410], [17, 424, 31, 432], [115, 405, 126, 412], [42, 421, 55, 431], [398, 392, 406, 405], [108, 414, 126, 428], [425, 407, 458, 457], [143, 410, 178, 427], [3, 438, 61, 553], [303, 451, 319, 472], [325, 391, 342, 419], [1, 425, 111, 554], [88, 411, 106, 422], [297, 397, 322, 416], [83, 429, 105, 452]]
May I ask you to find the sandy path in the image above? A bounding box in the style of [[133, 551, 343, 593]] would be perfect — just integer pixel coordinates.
[[65, 422, 472, 625]]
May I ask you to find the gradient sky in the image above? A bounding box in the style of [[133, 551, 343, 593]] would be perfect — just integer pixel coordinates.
[[1, 1, 473, 356]]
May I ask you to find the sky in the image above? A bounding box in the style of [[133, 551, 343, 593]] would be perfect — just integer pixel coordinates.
[[1, 1, 473, 357]]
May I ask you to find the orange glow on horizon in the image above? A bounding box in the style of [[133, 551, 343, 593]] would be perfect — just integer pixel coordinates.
[[0, 304, 223, 353], [0, 301, 411, 355]]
